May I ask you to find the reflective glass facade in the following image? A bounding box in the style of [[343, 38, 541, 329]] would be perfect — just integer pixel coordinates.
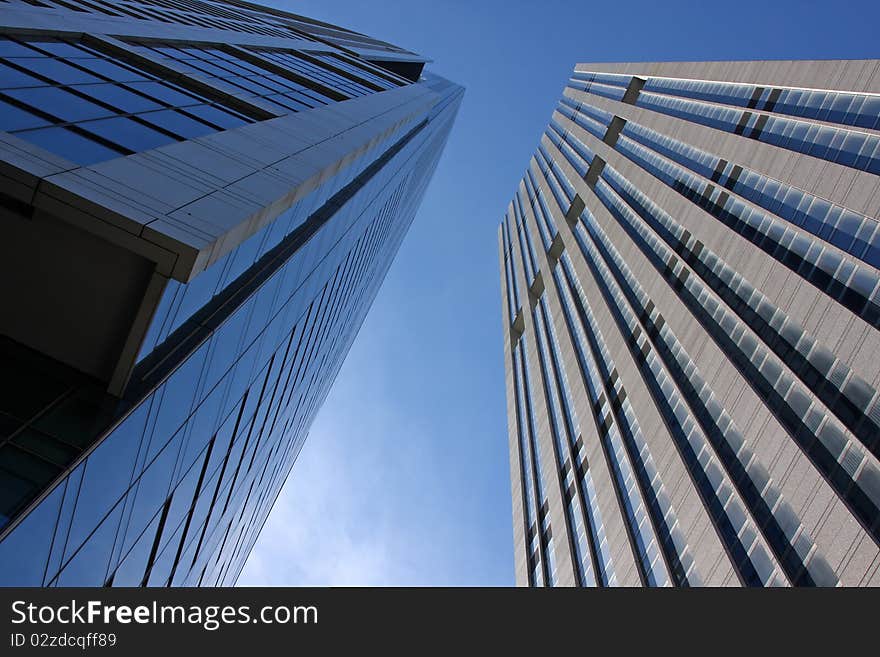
[[0, 0, 461, 586], [0, 34, 255, 164], [500, 59, 880, 587]]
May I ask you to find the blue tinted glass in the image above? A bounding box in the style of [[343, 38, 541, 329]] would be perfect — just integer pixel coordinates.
[[137, 280, 181, 361], [259, 97, 297, 114], [0, 90, 456, 584], [0, 62, 43, 89], [161, 457, 203, 551], [0, 479, 64, 585], [277, 93, 315, 110], [75, 83, 162, 113], [297, 87, 334, 105], [0, 38, 42, 58], [10, 57, 103, 85], [201, 307, 250, 394], [145, 344, 208, 462], [64, 400, 147, 555], [55, 503, 122, 586], [110, 511, 159, 585], [179, 385, 225, 470], [185, 59, 237, 79], [183, 103, 248, 129], [0, 98, 50, 131], [82, 116, 176, 152], [124, 80, 201, 106], [43, 463, 83, 577], [16, 126, 125, 164], [176, 48, 204, 59], [174, 266, 222, 329], [121, 440, 178, 555], [228, 76, 276, 95], [5, 85, 113, 121], [218, 60, 263, 78], [110, 512, 158, 585], [147, 522, 182, 585], [141, 108, 216, 139], [29, 41, 98, 59], [83, 57, 148, 82], [250, 75, 292, 93], [224, 57, 265, 76], [151, 46, 186, 59]]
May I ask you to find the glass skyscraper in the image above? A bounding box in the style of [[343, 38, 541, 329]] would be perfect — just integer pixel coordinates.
[[499, 59, 880, 586], [0, 0, 461, 586]]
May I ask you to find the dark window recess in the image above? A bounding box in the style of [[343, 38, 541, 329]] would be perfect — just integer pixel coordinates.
[[0, 336, 120, 531]]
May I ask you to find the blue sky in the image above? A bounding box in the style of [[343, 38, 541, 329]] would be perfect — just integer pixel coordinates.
[[237, 0, 880, 586]]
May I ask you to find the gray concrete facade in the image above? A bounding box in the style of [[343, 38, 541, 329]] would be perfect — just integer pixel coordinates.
[[499, 59, 880, 587]]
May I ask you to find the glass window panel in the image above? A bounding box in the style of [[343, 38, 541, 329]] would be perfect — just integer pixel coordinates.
[[145, 344, 208, 463], [226, 76, 276, 95], [5, 85, 114, 121], [297, 87, 334, 105], [0, 62, 43, 89], [74, 82, 163, 113], [0, 98, 50, 131], [176, 47, 205, 60], [221, 58, 266, 76], [266, 74, 307, 93], [264, 94, 305, 112], [110, 512, 159, 586], [124, 80, 202, 107], [81, 116, 176, 152], [120, 440, 178, 556], [160, 457, 203, 551], [15, 126, 125, 165], [188, 59, 241, 79], [29, 41, 98, 59], [280, 92, 319, 110], [837, 134, 866, 167], [183, 103, 248, 129], [0, 478, 64, 585], [63, 401, 148, 557], [0, 38, 44, 58], [146, 523, 182, 586], [9, 57, 103, 85], [316, 54, 396, 89], [140, 108, 216, 139], [151, 46, 187, 59], [55, 503, 123, 586], [83, 57, 150, 82]]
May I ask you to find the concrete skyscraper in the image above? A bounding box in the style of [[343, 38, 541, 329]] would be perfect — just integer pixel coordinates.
[[0, 0, 461, 586], [499, 59, 880, 586]]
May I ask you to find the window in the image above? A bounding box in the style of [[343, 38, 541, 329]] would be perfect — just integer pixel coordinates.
[[133, 44, 337, 115], [250, 48, 376, 98], [0, 35, 253, 165]]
